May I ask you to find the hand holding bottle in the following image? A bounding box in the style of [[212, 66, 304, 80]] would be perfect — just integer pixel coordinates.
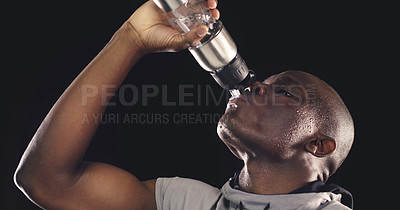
[[126, 0, 219, 54], [152, 0, 256, 91]]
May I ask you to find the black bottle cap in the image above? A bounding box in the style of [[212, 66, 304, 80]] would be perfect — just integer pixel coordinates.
[[210, 54, 256, 90]]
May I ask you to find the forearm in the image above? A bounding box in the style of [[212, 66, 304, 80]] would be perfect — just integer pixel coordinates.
[[15, 22, 143, 185]]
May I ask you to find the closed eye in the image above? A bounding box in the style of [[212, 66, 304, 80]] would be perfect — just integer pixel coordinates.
[[276, 89, 292, 97]]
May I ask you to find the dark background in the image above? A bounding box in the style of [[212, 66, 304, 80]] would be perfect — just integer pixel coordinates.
[[2, 0, 384, 209]]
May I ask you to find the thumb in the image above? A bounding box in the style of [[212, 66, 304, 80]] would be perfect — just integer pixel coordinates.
[[168, 25, 209, 51]]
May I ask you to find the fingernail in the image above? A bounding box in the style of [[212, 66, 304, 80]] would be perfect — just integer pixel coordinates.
[[210, 1, 217, 9], [196, 27, 208, 37]]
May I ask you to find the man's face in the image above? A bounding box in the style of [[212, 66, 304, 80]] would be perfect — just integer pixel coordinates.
[[217, 71, 320, 161]]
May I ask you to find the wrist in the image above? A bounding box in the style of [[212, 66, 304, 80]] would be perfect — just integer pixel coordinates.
[[121, 21, 148, 57]]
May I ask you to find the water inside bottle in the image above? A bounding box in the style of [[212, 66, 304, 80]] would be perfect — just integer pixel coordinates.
[[169, 14, 220, 46]]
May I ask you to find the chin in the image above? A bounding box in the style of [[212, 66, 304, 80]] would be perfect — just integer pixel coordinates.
[[216, 119, 244, 160], [217, 115, 230, 142], [218, 108, 238, 136], [217, 110, 248, 145]]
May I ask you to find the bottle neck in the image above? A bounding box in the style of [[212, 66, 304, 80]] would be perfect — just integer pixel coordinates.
[[210, 54, 256, 90]]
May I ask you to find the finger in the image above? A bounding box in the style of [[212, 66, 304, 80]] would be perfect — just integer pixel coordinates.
[[189, 25, 209, 47], [168, 25, 209, 51], [210, 8, 220, 19], [207, 0, 217, 9]]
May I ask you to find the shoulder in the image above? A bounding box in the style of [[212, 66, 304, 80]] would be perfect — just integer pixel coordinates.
[[156, 177, 219, 192], [155, 177, 221, 210], [155, 177, 221, 198]]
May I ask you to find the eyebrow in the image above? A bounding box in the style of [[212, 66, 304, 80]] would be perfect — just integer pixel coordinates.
[[267, 76, 308, 100], [278, 77, 299, 85], [263, 75, 301, 85]]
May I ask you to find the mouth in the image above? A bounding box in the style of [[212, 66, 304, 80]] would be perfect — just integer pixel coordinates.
[[228, 91, 249, 103], [226, 91, 250, 112]]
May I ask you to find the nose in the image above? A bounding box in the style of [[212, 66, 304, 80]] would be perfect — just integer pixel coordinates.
[[248, 81, 267, 95]]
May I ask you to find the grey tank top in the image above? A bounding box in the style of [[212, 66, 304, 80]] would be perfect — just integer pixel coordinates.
[[155, 177, 350, 210]]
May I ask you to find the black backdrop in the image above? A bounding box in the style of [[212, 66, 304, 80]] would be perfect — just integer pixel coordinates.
[[2, 0, 380, 209]]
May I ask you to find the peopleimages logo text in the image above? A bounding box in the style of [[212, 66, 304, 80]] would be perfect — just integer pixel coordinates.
[[81, 84, 230, 107], [81, 83, 318, 107]]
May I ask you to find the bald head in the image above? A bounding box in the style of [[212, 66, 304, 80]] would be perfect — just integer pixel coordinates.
[[268, 71, 354, 176], [218, 70, 354, 181]]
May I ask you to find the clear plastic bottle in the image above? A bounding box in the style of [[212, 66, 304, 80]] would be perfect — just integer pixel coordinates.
[[153, 0, 256, 92], [160, 0, 219, 47]]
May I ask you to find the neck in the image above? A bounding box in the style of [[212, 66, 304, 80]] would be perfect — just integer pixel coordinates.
[[238, 159, 317, 195]]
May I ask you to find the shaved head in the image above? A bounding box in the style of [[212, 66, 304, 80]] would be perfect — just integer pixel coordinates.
[[267, 71, 354, 177], [218, 70, 354, 182]]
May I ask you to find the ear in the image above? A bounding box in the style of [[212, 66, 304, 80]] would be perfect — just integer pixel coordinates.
[[305, 138, 336, 157]]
